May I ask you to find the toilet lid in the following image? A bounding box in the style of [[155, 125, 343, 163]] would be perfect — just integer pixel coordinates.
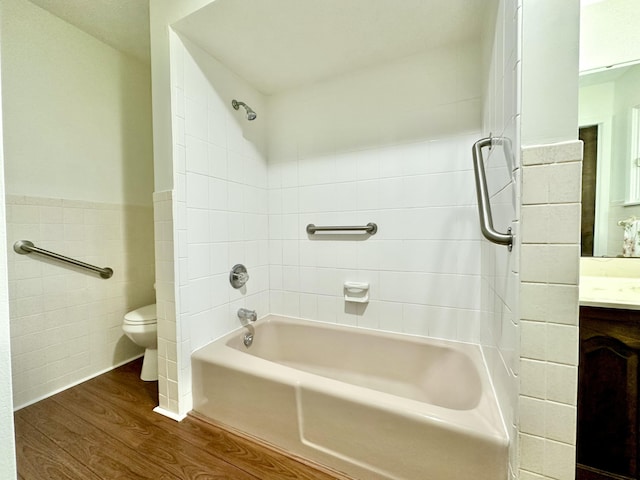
[[124, 304, 157, 325]]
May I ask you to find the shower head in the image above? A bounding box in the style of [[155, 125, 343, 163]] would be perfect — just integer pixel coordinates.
[[232, 99, 257, 121]]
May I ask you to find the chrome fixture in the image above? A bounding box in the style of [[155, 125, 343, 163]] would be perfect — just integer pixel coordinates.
[[306, 222, 378, 235], [237, 308, 257, 323], [243, 331, 254, 347], [229, 264, 249, 289], [471, 136, 514, 250], [231, 99, 257, 121], [13, 240, 113, 279]]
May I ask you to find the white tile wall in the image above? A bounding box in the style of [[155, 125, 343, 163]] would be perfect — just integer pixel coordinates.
[[519, 141, 582, 480], [7, 195, 156, 408], [169, 32, 269, 416], [267, 42, 484, 342], [484, 4, 583, 477], [153, 190, 177, 413], [267, 136, 483, 338], [481, 1, 521, 478]]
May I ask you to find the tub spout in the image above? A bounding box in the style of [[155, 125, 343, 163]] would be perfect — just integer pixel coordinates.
[[238, 308, 257, 323]]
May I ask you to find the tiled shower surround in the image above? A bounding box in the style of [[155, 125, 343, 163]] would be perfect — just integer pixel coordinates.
[[7, 195, 155, 408], [161, 31, 490, 417], [154, 1, 582, 478]]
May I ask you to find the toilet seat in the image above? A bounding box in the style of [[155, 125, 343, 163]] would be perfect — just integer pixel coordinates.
[[124, 304, 157, 325]]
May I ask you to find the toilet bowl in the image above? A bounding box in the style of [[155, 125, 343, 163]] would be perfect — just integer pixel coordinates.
[[122, 304, 157, 381]]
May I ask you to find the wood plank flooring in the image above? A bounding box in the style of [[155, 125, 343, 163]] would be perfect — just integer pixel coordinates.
[[14, 358, 350, 480]]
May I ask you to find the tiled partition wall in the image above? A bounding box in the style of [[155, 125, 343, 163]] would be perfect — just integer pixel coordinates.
[[7, 195, 156, 408], [153, 190, 178, 415], [480, 0, 520, 477], [267, 42, 484, 340], [168, 32, 269, 415], [518, 142, 582, 480]]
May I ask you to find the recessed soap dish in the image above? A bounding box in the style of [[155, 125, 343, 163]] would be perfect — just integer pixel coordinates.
[[344, 282, 369, 303]]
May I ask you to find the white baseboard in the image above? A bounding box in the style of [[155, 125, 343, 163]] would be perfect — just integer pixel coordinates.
[[153, 406, 187, 422]]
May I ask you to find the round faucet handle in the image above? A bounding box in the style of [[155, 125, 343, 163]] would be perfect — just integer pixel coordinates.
[[230, 264, 249, 288]]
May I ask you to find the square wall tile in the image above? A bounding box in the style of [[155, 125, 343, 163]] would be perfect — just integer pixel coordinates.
[[520, 245, 579, 284]]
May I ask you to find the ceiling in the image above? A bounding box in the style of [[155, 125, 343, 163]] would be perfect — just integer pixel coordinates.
[[28, 0, 150, 64], [25, 0, 489, 93], [174, 0, 488, 95]]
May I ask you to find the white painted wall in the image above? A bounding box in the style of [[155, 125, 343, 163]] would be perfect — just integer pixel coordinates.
[[149, 0, 216, 193], [580, 0, 640, 73], [520, 0, 580, 146], [2, 0, 156, 409], [0, 6, 17, 477], [2, 0, 153, 207]]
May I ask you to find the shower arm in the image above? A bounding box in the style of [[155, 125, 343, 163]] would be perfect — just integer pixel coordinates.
[[231, 99, 257, 120]]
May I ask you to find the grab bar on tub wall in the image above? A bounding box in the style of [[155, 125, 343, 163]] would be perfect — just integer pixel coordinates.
[[472, 137, 513, 251], [306, 223, 378, 235], [13, 240, 114, 279]]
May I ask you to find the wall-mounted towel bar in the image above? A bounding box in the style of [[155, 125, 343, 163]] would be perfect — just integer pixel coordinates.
[[306, 223, 378, 235], [13, 240, 113, 279], [472, 137, 513, 251]]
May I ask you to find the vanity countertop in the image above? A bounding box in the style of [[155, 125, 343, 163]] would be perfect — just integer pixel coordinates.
[[580, 275, 640, 310]]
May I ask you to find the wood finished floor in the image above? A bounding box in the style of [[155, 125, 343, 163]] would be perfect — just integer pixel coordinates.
[[14, 358, 349, 480]]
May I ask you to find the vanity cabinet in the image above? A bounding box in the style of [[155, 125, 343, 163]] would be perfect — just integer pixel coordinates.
[[578, 306, 640, 480]]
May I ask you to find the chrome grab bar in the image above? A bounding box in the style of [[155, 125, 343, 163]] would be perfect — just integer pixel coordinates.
[[306, 222, 378, 235], [13, 240, 114, 279], [472, 137, 513, 250]]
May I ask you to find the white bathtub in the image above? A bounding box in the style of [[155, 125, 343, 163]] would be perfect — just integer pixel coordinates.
[[191, 315, 509, 480]]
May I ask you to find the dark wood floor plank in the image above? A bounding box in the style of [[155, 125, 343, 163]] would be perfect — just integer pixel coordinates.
[[14, 416, 102, 480], [183, 415, 347, 480], [17, 400, 178, 480], [85, 372, 345, 480], [52, 386, 259, 480], [15, 358, 350, 480]]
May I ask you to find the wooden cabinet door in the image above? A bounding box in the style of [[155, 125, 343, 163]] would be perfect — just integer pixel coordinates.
[[578, 306, 640, 480]]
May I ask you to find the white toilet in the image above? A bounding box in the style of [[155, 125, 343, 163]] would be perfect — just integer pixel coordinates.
[[122, 304, 158, 381]]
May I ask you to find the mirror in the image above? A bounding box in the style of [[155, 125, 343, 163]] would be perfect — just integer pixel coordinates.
[[579, 61, 640, 257], [579, 0, 640, 257]]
